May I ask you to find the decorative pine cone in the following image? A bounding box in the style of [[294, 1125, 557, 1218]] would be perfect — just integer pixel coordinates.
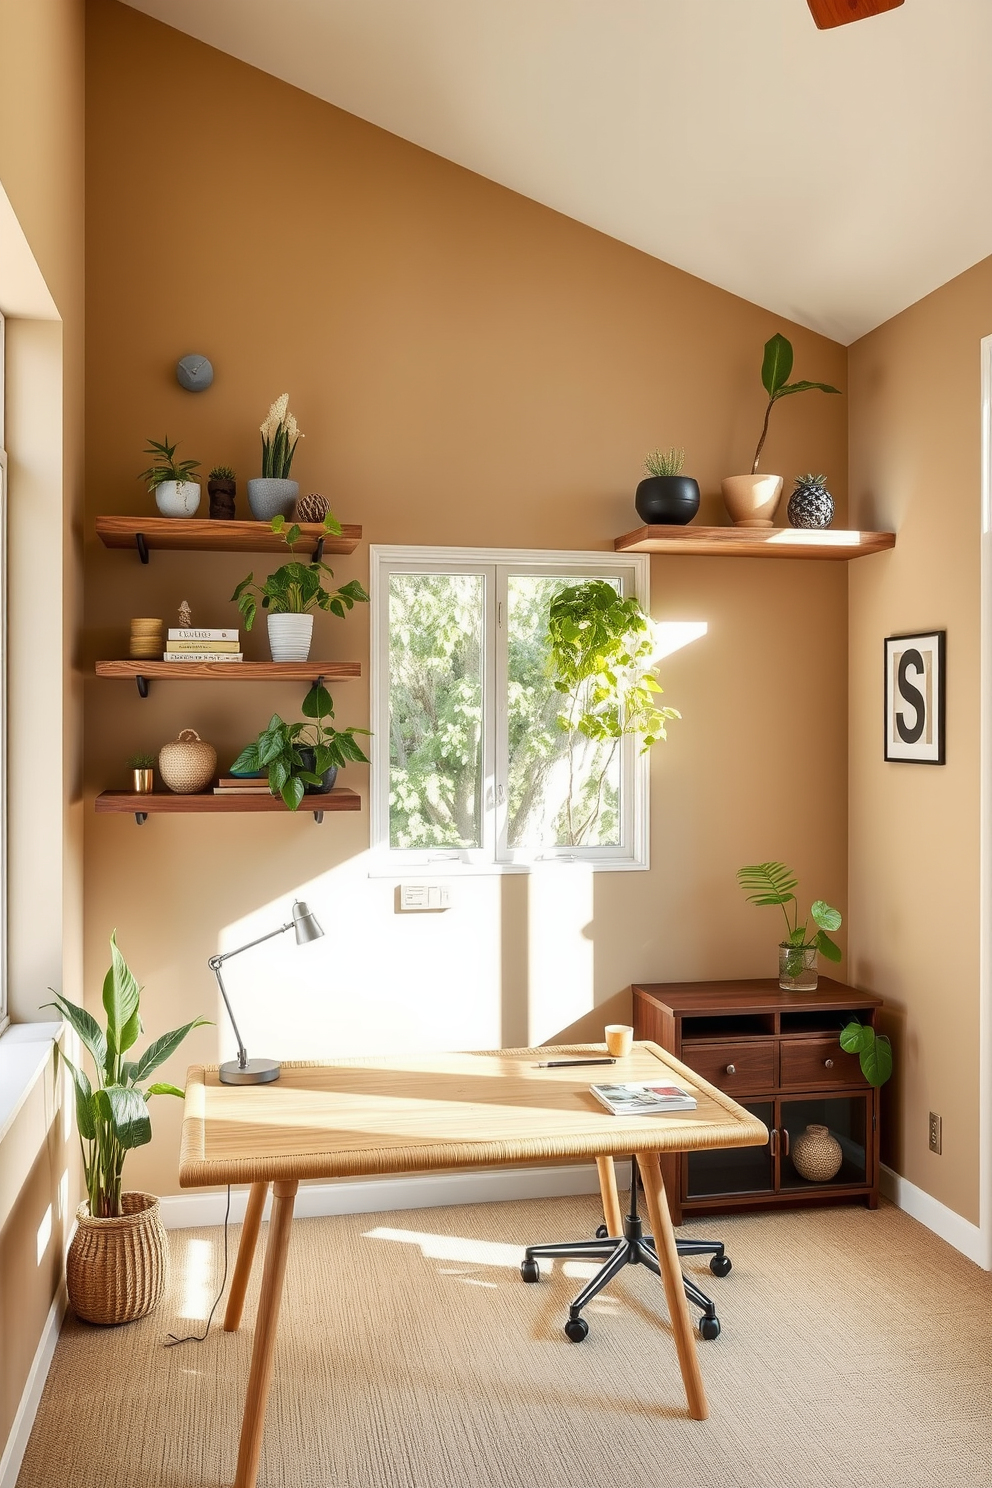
[[295, 491, 329, 524]]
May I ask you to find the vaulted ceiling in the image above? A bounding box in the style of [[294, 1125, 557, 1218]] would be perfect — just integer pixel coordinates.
[[121, 1, 992, 344]]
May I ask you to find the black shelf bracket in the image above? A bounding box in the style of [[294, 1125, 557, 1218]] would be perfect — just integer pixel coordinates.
[[135, 674, 149, 699], [312, 537, 324, 565], [313, 810, 324, 824], [134, 811, 148, 826], [135, 532, 149, 565]]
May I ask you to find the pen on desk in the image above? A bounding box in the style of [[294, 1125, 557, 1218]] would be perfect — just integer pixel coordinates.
[[535, 1057, 617, 1068]]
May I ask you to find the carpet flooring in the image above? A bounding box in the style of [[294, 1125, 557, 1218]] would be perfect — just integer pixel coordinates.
[[17, 1193, 992, 1488]]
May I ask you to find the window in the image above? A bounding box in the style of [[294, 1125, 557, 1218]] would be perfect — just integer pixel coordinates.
[[370, 547, 651, 871], [0, 310, 7, 1032]]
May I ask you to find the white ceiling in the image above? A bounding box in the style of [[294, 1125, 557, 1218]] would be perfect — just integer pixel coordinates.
[[121, 1, 992, 344]]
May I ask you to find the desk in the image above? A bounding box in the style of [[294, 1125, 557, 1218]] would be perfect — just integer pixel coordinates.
[[180, 1042, 767, 1488]]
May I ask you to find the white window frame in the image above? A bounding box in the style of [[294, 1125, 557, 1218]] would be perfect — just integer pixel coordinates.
[[369, 545, 651, 875], [0, 310, 7, 1032]]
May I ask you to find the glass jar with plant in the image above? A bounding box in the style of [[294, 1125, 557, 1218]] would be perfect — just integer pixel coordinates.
[[635, 445, 700, 526], [125, 752, 155, 794], [138, 435, 201, 518], [722, 333, 842, 527], [208, 464, 237, 520], [736, 860, 842, 991], [247, 393, 304, 520], [230, 681, 370, 810], [231, 514, 369, 662], [45, 934, 209, 1323], [547, 580, 680, 846]]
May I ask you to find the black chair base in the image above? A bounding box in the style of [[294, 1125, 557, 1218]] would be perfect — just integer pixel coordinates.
[[521, 1166, 731, 1342]]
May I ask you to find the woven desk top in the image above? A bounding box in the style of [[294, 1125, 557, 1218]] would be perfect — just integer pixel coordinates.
[[179, 1042, 768, 1188]]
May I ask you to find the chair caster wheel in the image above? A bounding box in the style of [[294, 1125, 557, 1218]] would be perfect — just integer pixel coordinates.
[[699, 1316, 721, 1340], [709, 1254, 732, 1277], [595, 1224, 608, 1239], [520, 1258, 541, 1283], [564, 1317, 589, 1343]]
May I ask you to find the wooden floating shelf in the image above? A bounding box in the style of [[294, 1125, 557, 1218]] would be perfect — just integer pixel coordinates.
[[95, 789, 361, 825], [96, 515, 362, 560], [96, 660, 361, 682], [614, 525, 896, 560]]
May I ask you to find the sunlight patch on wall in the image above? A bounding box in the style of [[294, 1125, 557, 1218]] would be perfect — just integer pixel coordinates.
[[527, 862, 594, 1045], [651, 620, 708, 661]]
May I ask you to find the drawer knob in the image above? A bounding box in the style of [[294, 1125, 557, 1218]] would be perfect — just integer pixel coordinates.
[[824, 1058, 835, 1069], [725, 1063, 736, 1075]]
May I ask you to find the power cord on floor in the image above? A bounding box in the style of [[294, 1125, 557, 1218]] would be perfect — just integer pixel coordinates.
[[165, 1185, 232, 1347]]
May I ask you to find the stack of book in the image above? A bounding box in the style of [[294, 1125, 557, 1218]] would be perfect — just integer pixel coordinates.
[[212, 776, 271, 796], [162, 627, 242, 662]]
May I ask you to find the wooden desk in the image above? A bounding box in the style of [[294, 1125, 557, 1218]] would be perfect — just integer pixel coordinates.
[[180, 1042, 768, 1488]]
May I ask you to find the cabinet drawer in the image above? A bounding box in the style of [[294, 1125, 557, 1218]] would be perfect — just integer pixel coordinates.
[[680, 1040, 774, 1093], [780, 1038, 865, 1088]]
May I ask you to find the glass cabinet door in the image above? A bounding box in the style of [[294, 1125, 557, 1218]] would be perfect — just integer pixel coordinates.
[[779, 1094, 871, 1191], [684, 1101, 774, 1199]]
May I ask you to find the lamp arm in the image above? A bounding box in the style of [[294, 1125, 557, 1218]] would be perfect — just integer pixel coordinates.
[[208, 922, 293, 968], [207, 921, 293, 1072]]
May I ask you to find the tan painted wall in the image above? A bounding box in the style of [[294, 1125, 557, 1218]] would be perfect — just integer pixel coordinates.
[[85, 1, 849, 1200], [848, 258, 992, 1223], [0, 0, 85, 1454]]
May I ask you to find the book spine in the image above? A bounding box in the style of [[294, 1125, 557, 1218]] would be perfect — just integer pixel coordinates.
[[166, 641, 241, 653], [212, 787, 273, 795], [160, 653, 244, 662], [167, 628, 239, 641]]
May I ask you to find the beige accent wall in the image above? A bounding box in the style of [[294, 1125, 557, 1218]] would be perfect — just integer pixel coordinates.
[[85, 1, 849, 1201], [848, 258, 992, 1223]]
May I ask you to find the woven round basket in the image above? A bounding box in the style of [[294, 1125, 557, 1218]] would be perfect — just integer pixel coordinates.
[[791, 1123, 843, 1183], [66, 1191, 169, 1325], [158, 728, 217, 794]]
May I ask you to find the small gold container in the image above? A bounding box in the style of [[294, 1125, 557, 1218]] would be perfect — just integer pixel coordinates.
[[132, 768, 154, 794]]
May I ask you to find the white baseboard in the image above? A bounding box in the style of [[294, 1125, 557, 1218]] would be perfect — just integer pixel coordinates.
[[158, 1161, 619, 1230], [0, 1284, 66, 1488], [880, 1163, 990, 1269]]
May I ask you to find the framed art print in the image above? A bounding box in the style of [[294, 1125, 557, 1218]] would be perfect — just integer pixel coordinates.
[[884, 630, 945, 764]]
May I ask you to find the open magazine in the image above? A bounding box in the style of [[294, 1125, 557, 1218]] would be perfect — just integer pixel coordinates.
[[591, 1081, 697, 1115]]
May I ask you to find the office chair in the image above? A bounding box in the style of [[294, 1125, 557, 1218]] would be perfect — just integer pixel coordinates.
[[520, 1157, 730, 1341]]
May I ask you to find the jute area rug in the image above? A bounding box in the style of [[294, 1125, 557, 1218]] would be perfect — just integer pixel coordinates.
[[17, 1193, 992, 1488]]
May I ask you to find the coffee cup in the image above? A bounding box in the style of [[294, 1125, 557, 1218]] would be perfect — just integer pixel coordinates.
[[605, 1024, 633, 1058]]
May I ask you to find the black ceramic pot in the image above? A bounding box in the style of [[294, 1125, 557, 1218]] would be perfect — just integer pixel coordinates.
[[634, 475, 700, 526], [297, 748, 338, 794]]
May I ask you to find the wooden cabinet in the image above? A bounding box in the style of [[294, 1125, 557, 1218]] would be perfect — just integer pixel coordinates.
[[633, 977, 882, 1224]]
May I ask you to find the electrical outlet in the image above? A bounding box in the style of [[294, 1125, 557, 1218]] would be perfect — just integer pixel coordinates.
[[928, 1111, 942, 1155]]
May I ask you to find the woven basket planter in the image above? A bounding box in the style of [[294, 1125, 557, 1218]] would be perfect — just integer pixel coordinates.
[[66, 1191, 169, 1325]]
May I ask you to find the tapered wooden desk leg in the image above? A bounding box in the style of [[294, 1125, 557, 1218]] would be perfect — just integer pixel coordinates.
[[636, 1151, 709, 1422], [225, 1181, 270, 1332], [596, 1155, 624, 1235], [233, 1179, 298, 1488]]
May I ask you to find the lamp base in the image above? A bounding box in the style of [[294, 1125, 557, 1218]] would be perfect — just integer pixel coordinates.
[[218, 1057, 281, 1086]]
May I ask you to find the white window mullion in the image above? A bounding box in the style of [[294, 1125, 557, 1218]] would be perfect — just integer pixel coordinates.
[[493, 567, 510, 862]]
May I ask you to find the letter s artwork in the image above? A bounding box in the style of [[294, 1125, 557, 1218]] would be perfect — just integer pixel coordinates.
[[884, 631, 945, 764]]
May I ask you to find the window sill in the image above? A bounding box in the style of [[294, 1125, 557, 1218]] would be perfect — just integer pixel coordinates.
[[366, 858, 649, 878], [0, 1021, 63, 1148]]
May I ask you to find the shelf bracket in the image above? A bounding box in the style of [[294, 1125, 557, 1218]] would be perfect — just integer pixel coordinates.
[[313, 810, 324, 824], [135, 532, 150, 565], [312, 537, 324, 566], [135, 674, 149, 699], [134, 811, 148, 826]]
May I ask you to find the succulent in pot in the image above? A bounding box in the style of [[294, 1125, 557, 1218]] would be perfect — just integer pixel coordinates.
[[787, 473, 834, 529], [230, 682, 370, 810], [634, 446, 700, 526], [138, 435, 201, 518], [247, 393, 304, 520], [231, 514, 368, 662], [126, 752, 155, 794], [208, 464, 237, 520]]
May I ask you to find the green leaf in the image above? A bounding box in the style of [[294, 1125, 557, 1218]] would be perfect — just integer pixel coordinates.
[[230, 743, 261, 775], [102, 933, 141, 1068], [840, 1020, 873, 1054], [302, 684, 333, 720], [815, 930, 842, 962], [736, 861, 798, 907], [270, 515, 286, 534], [58, 1047, 96, 1140], [761, 333, 794, 397], [860, 1032, 893, 1088], [145, 1082, 185, 1099], [132, 1017, 211, 1082], [281, 775, 305, 811], [43, 991, 107, 1073], [94, 1085, 151, 1151], [322, 511, 343, 536], [811, 900, 842, 932], [773, 379, 841, 400]]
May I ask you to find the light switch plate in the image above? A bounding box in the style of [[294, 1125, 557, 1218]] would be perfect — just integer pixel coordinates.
[[399, 883, 451, 911]]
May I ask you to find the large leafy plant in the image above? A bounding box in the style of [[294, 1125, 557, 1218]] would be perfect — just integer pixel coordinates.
[[46, 935, 208, 1218], [231, 514, 369, 628], [736, 861, 842, 960], [231, 682, 371, 810], [750, 333, 841, 473]]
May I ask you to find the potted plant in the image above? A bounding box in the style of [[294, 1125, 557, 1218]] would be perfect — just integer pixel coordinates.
[[231, 514, 368, 662], [787, 472, 834, 529], [207, 464, 237, 520], [547, 580, 680, 844], [634, 447, 700, 525], [138, 436, 201, 518], [247, 393, 304, 520], [125, 752, 155, 794], [736, 860, 842, 991], [722, 334, 841, 527], [230, 681, 370, 809], [45, 934, 208, 1324]]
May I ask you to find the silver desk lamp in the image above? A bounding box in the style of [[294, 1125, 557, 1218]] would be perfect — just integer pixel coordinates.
[[208, 899, 324, 1085]]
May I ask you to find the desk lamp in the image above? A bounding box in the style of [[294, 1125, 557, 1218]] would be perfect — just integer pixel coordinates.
[[209, 900, 323, 1085]]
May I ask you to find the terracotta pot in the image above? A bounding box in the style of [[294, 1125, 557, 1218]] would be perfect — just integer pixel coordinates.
[[158, 728, 217, 794], [721, 473, 784, 527], [66, 1192, 168, 1325]]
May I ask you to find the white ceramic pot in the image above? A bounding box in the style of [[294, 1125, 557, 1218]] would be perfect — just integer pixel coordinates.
[[247, 478, 299, 521], [154, 480, 201, 518], [267, 612, 313, 662], [721, 473, 784, 528]]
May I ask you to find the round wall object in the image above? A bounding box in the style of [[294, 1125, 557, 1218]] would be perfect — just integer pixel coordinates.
[[176, 354, 214, 392]]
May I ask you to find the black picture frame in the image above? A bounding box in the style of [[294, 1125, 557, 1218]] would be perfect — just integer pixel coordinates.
[[883, 630, 945, 765]]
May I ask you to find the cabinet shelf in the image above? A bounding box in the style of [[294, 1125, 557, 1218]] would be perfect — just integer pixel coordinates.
[[96, 515, 361, 562], [95, 788, 360, 825], [614, 525, 895, 560]]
